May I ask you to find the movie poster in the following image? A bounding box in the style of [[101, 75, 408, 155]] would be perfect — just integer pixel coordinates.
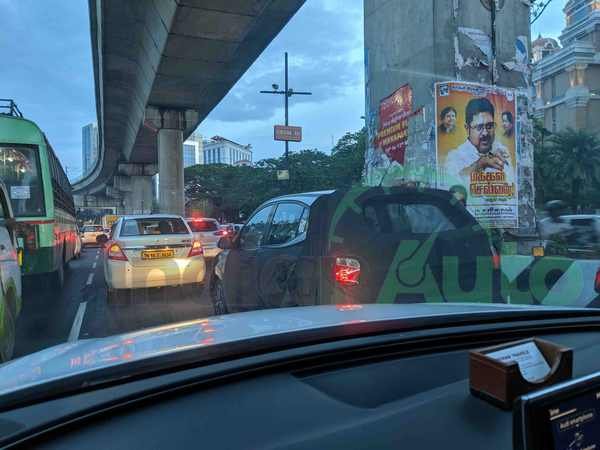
[[435, 81, 518, 229]]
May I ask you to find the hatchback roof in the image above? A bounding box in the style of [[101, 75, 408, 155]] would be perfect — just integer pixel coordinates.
[[262, 190, 336, 206]]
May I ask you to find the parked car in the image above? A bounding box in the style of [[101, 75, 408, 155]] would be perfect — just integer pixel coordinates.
[[185, 218, 222, 258], [539, 214, 600, 258], [80, 224, 107, 247], [221, 223, 244, 236], [210, 187, 502, 315], [104, 215, 205, 304], [0, 181, 23, 362]]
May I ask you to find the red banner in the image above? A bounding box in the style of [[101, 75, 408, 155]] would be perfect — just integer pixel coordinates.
[[375, 84, 414, 164]]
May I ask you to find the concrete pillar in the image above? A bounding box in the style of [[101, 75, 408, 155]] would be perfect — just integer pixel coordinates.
[[363, 0, 535, 234], [121, 176, 154, 214], [157, 127, 184, 215]]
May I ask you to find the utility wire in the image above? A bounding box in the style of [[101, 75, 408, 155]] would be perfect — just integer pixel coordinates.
[[531, 0, 554, 25]]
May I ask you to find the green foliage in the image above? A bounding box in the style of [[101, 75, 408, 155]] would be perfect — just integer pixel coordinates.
[[185, 128, 366, 221], [535, 126, 600, 209]]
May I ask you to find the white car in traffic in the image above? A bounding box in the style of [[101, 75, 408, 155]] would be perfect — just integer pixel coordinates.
[[185, 218, 224, 258], [80, 224, 106, 247], [0, 181, 22, 362], [104, 215, 205, 303]]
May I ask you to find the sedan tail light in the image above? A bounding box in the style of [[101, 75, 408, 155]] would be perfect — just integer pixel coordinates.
[[214, 229, 228, 236], [107, 243, 128, 261], [334, 257, 361, 286], [188, 241, 204, 257], [595, 269, 600, 294]]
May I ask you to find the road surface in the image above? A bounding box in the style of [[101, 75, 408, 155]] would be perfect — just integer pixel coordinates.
[[14, 246, 214, 359]]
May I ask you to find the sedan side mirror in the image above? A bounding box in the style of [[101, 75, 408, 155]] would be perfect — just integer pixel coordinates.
[[218, 236, 233, 250]]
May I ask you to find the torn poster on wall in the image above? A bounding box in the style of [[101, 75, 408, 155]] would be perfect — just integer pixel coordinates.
[[436, 81, 519, 229], [374, 84, 421, 164]]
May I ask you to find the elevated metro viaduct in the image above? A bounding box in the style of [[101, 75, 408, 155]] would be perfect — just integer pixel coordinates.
[[73, 0, 305, 215]]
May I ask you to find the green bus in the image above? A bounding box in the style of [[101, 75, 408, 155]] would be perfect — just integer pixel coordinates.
[[0, 100, 77, 287]]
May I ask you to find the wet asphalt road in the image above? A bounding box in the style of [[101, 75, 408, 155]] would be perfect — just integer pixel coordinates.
[[14, 246, 214, 359]]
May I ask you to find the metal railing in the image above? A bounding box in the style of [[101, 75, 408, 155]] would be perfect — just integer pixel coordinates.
[[0, 99, 23, 118]]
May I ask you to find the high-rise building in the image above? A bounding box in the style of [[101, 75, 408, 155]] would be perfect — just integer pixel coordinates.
[[533, 0, 600, 133], [81, 123, 99, 176], [203, 136, 252, 166], [183, 132, 204, 168]]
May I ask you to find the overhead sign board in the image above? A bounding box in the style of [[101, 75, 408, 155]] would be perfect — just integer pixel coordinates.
[[274, 125, 302, 142], [276, 170, 290, 181]]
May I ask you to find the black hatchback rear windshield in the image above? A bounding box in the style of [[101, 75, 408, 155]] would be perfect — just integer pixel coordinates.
[[120, 218, 189, 236], [187, 219, 218, 232]]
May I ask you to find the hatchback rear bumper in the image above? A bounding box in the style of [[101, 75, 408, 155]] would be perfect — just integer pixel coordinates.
[[105, 257, 206, 290]]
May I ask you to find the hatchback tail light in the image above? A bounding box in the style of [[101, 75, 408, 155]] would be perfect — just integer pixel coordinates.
[[188, 241, 204, 257], [334, 257, 361, 286], [595, 269, 600, 294], [107, 243, 128, 261]]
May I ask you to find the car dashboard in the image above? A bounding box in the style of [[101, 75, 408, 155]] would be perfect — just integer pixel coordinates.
[[3, 316, 600, 449]]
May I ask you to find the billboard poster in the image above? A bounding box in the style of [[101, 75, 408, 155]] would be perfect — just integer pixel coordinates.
[[375, 84, 414, 164], [435, 81, 518, 229]]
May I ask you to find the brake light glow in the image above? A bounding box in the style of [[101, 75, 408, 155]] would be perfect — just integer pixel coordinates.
[[334, 257, 361, 286], [490, 246, 500, 270], [595, 269, 600, 294], [107, 243, 128, 261], [188, 241, 204, 257], [214, 229, 228, 236]]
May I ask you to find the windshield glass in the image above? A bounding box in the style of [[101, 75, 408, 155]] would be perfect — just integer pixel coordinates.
[[82, 225, 102, 233], [187, 219, 218, 232], [0, 145, 45, 217], [3, 0, 600, 398], [120, 218, 189, 236]]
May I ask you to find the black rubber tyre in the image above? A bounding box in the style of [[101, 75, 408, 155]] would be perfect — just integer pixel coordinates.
[[52, 257, 65, 289], [211, 279, 228, 315], [0, 299, 16, 363]]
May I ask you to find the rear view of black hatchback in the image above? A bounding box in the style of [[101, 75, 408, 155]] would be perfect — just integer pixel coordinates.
[[211, 186, 501, 314]]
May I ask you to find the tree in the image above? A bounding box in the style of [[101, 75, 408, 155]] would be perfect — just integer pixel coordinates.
[[184, 128, 367, 221], [329, 127, 367, 188], [545, 127, 600, 209]]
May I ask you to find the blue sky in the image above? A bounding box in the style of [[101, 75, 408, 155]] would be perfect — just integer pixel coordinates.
[[0, 0, 566, 179]]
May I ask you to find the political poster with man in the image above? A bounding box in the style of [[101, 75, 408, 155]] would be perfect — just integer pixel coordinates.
[[435, 81, 518, 229]]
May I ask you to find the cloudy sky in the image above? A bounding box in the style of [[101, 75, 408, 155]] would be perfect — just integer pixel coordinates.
[[1, 0, 566, 179]]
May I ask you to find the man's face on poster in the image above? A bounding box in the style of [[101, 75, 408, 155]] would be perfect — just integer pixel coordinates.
[[466, 112, 495, 154]]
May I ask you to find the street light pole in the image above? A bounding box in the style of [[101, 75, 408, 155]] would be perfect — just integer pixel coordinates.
[[284, 52, 289, 163], [489, 0, 498, 85], [260, 52, 312, 175]]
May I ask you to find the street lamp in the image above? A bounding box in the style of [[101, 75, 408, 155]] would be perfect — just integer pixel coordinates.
[[260, 52, 312, 170]]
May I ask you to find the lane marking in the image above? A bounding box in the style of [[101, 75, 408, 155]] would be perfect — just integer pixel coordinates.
[[86, 273, 94, 286], [95, 254, 100, 261], [68, 301, 87, 342], [92, 262, 97, 269]]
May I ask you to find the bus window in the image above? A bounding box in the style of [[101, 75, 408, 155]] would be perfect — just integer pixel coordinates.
[[0, 145, 45, 217]]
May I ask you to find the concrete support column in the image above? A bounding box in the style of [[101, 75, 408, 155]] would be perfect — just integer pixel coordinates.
[[157, 127, 184, 215], [121, 176, 154, 214]]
